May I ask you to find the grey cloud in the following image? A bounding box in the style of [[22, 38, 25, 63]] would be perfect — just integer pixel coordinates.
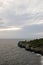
[[0, 0, 43, 28], [23, 24, 43, 33], [5, 12, 43, 26], [0, 12, 43, 28], [0, 8, 43, 28], [0, 24, 43, 39], [0, 0, 43, 38]]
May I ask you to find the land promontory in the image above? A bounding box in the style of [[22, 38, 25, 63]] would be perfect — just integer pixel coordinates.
[[18, 38, 43, 55]]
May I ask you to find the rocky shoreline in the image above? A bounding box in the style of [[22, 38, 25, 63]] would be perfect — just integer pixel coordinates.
[[18, 38, 43, 55]]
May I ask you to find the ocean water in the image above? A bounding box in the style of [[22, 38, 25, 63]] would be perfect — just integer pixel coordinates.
[[0, 39, 43, 65]]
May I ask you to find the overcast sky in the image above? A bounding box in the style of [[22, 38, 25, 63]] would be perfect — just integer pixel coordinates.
[[0, 0, 43, 39]]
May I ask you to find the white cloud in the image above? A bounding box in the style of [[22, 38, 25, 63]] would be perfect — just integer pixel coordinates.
[[0, 0, 43, 14], [0, 0, 43, 38]]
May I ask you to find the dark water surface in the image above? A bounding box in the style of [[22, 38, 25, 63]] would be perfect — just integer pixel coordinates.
[[0, 39, 43, 65]]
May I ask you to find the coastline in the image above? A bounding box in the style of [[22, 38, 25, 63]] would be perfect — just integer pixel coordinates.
[[18, 38, 43, 55]]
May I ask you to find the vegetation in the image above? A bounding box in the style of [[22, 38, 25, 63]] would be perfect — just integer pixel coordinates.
[[18, 38, 43, 55]]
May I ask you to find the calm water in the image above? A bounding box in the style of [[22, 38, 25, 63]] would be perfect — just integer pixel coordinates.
[[0, 39, 43, 65]]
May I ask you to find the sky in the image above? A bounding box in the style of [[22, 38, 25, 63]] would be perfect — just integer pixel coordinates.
[[0, 0, 43, 39]]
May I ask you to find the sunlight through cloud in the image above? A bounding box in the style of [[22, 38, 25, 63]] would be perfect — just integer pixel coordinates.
[[0, 27, 22, 32]]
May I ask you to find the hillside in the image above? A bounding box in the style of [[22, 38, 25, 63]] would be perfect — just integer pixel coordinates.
[[18, 38, 43, 55]]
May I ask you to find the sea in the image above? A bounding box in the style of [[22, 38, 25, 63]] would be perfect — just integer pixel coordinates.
[[0, 39, 43, 65]]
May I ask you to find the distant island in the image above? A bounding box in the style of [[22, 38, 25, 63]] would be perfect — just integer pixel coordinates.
[[18, 38, 43, 55]]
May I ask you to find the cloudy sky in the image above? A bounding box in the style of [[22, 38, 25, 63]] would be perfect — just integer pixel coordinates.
[[0, 0, 43, 39]]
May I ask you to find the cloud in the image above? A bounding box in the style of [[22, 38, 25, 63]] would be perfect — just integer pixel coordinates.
[[0, 0, 43, 14], [0, 27, 22, 32], [0, 0, 43, 28], [0, 24, 43, 39], [0, 0, 43, 38], [0, 12, 43, 28]]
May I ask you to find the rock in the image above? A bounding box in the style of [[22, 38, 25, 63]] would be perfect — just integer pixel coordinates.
[[18, 41, 26, 48]]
